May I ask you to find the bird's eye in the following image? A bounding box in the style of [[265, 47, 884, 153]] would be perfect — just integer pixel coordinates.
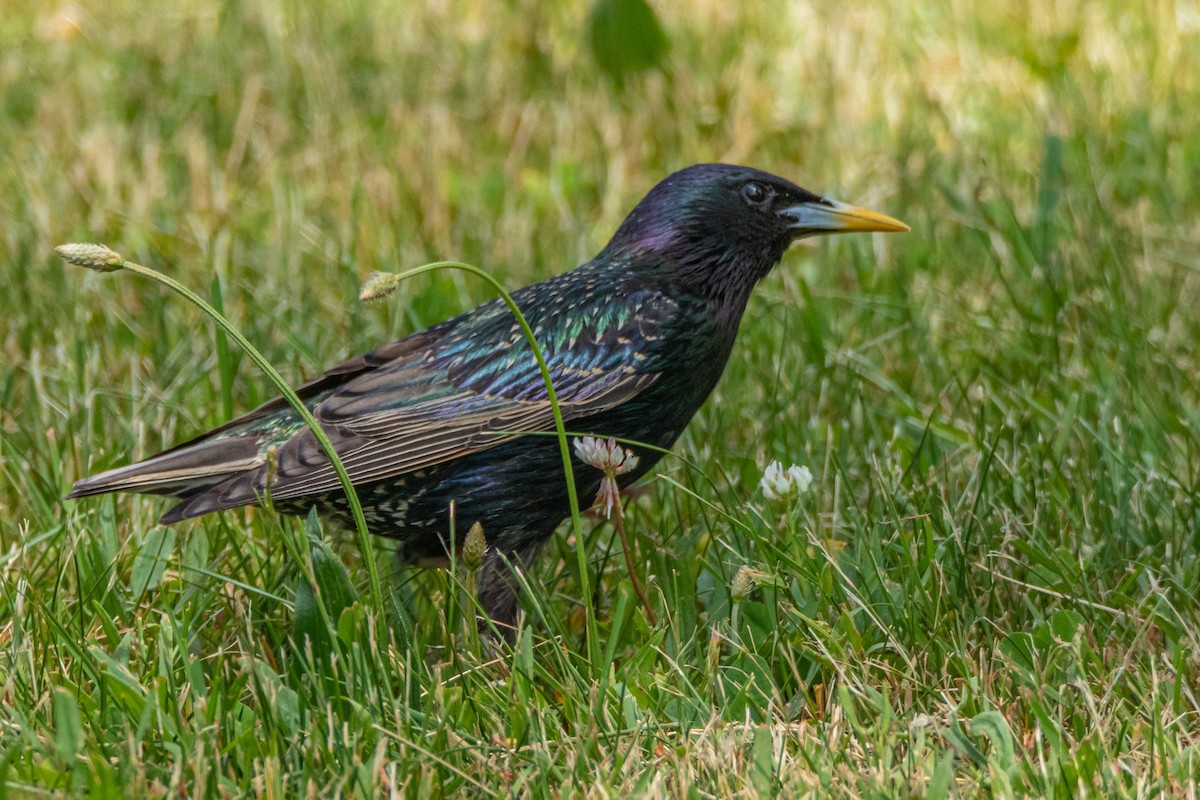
[[741, 182, 769, 205]]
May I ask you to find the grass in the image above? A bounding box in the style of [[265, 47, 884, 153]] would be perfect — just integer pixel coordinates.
[[1, 0, 1198, 796]]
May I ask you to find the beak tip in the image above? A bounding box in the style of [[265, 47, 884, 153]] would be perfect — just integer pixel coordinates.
[[785, 198, 910, 236]]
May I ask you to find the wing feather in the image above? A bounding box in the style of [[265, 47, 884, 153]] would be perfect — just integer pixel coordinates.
[[145, 278, 677, 522], [257, 367, 654, 501]]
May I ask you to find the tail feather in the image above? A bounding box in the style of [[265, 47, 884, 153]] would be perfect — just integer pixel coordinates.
[[158, 471, 267, 525], [67, 436, 266, 501]]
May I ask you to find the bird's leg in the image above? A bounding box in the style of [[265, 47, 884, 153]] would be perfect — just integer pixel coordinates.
[[476, 543, 542, 641]]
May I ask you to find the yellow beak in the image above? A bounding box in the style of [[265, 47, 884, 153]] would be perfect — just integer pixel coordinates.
[[781, 198, 910, 235]]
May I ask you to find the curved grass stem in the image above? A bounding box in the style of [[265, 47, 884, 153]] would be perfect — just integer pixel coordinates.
[[611, 510, 656, 626], [60, 246, 598, 666], [374, 262, 597, 666], [57, 245, 384, 611]]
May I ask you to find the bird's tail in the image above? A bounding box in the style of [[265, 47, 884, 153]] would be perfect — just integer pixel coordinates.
[[67, 436, 266, 505]]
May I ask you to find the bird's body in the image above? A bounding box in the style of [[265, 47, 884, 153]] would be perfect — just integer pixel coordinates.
[[68, 164, 906, 630]]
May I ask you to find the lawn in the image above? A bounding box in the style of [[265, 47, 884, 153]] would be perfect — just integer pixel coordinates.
[[1, 0, 1198, 796]]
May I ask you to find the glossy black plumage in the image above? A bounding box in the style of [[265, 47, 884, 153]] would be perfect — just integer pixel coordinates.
[[68, 163, 907, 631]]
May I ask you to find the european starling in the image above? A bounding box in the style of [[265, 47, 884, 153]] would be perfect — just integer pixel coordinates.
[[68, 163, 907, 631]]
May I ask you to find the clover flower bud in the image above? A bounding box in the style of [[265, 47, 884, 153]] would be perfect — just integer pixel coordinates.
[[264, 445, 280, 489], [359, 271, 403, 302], [731, 566, 756, 603], [55, 243, 125, 272], [463, 522, 486, 571]]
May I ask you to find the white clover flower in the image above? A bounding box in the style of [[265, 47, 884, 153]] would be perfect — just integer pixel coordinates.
[[759, 460, 813, 503], [574, 436, 639, 476], [574, 436, 639, 518]]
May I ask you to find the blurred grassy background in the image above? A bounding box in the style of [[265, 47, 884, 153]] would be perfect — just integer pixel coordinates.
[[2, 0, 1199, 796]]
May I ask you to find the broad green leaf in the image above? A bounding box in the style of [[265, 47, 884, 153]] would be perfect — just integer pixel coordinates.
[[130, 526, 176, 597], [587, 0, 668, 86], [971, 710, 1016, 772], [293, 509, 359, 660], [53, 688, 84, 762]]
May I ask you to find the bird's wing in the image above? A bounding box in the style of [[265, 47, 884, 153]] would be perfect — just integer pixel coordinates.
[[64, 331, 442, 499], [258, 353, 658, 501], [154, 283, 676, 518]]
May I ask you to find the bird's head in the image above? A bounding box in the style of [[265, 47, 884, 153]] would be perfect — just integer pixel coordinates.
[[602, 163, 908, 298]]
